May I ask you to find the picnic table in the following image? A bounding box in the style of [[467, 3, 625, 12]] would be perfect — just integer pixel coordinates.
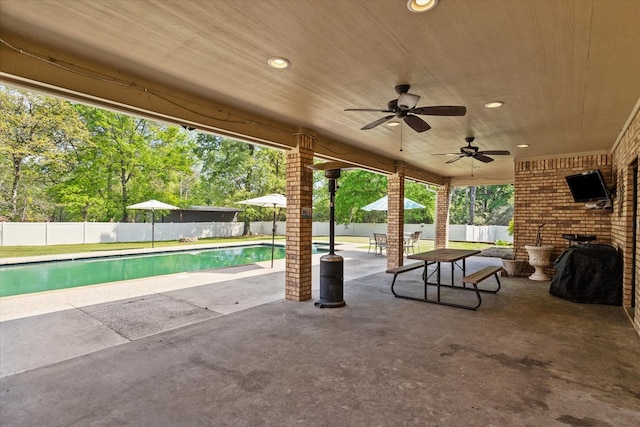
[[388, 248, 501, 310]]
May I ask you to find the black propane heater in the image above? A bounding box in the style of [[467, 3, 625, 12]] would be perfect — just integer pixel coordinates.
[[308, 161, 353, 308]]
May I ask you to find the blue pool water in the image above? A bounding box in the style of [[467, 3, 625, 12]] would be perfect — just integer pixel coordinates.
[[0, 244, 327, 297]]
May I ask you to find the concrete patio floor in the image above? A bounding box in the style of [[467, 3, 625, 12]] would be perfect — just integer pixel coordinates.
[[1, 246, 639, 426]]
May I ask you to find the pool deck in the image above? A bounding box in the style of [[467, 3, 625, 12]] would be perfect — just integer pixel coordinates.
[[0, 239, 328, 321], [1, 243, 639, 426]]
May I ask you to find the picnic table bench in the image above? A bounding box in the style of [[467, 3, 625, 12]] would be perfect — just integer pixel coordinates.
[[388, 250, 503, 310], [387, 262, 424, 289], [461, 265, 503, 291]]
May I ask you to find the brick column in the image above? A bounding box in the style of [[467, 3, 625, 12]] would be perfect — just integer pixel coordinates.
[[285, 133, 314, 301], [435, 183, 450, 249], [387, 165, 405, 269]]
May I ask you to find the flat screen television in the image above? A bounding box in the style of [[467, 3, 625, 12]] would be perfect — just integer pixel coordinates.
[[565, 170, 611, 203]]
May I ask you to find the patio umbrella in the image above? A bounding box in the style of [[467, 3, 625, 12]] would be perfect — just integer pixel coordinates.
[[237, 194, 287, 268], [361, 195, 425, 211], [126, 199, 178, 248]]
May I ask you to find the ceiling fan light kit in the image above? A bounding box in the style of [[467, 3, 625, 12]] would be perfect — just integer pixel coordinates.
[[397, 92, 420, 109]]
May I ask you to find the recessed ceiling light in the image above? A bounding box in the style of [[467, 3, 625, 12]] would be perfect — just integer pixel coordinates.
[[267, 57, 290, 69], [517, 144, 529, 148], [484, 101, 504, 109], [386, 121, 401, 127], [407, 0, 439, 13]]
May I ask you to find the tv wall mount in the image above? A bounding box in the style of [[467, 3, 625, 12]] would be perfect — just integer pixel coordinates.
[[584, 199, 612, 210]]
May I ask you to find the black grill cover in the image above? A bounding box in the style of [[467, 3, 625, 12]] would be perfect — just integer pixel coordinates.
[[549, 244, 622, 305]]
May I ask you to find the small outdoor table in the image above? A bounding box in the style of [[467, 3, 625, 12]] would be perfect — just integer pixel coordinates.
[[395, 248, 482, 309]]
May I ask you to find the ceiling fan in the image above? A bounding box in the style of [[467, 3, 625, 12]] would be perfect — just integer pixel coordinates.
[[437, 137, 511, 164], [344, 84, 466, 133]]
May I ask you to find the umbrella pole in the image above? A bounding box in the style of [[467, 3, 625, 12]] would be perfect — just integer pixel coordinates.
[[271, 204, 276, 268], [151, 208, 155, 248]]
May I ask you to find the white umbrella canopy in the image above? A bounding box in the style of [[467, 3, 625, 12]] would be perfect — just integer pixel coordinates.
[[127, 199, 179, 210], [237, 193, 287, 268], [126, 199, 179, 247], [236, 194, 286, 208], [361, 195, 425, 211]]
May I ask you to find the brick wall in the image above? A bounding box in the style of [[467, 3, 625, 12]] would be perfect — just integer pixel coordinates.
[[435, 184, 450, 249], [285, 135, 314, 301], [514, 108, 639, 337], [387, 171, 405, 269], [513, 155, 613, 276], [609, 107, 640, 333]]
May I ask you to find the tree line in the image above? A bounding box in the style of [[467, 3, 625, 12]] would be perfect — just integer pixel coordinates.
[[0, 86, 512, 226]]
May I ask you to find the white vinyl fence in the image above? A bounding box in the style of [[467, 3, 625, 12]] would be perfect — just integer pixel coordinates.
[[0, 221, 512, 247], [310, 223, 511, 243], [0, 222, 243, 246]]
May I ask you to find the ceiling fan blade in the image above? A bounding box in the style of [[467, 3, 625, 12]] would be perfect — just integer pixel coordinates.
[[433, 153, 460, 156], [445, 155, 465, 164], [404, 114, 431, 132], [345, 108, 394, 113], [479, 150, 511, 156], [361, 115, 395, 130], [411, 106, 467, 116], [473, 153, 494, 163]]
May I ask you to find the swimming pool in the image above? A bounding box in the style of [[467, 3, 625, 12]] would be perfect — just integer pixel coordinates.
[[0, 244, 327, 297]]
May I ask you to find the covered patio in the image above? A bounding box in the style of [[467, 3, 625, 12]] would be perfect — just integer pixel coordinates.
[[2, 247, 639, 425], [0, 1, 639, 423], [1, 1, 638, 326]]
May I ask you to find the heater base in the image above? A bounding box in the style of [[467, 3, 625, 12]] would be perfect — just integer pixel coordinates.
[[315, 254, 345, 308]]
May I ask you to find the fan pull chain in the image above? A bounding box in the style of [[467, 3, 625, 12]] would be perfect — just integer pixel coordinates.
[[399, 122, 403, 152]]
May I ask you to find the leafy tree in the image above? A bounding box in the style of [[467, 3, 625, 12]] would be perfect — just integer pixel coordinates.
[[67, 106, 196, 221], [310, 170, 330, 222], [0, 86, 88, 220], [476, 184, 514, 225], [312, 169, 435, 225], [192, 134, 286, 232], [404, 181, 436, 224], [449, 187, 469, 224], [1, 86, 511, 227], [449, 184, 514, 225], [334, 170, 388, 224]]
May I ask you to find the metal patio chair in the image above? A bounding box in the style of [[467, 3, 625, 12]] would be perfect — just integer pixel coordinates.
[[373, 233, 388, 256]]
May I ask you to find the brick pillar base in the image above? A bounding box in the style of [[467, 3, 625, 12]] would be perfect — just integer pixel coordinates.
[[387, 169, 405, 269], [285, 133, 314, 301], [435, 184, 450, 249]]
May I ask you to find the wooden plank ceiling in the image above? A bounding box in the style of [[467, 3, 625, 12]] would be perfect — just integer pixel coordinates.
[[1, 0, 639, 185]]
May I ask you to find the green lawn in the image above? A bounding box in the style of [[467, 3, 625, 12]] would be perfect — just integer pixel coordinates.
[[314, 235, 492, 251], [1, 235, 491, 259], [0, 236, 280, 258]]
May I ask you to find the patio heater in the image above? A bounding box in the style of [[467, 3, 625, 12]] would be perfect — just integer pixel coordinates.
[[308, 161, 353, 308]]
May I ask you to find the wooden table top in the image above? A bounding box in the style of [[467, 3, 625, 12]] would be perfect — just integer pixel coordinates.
[[408, 248, 481, 263]]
